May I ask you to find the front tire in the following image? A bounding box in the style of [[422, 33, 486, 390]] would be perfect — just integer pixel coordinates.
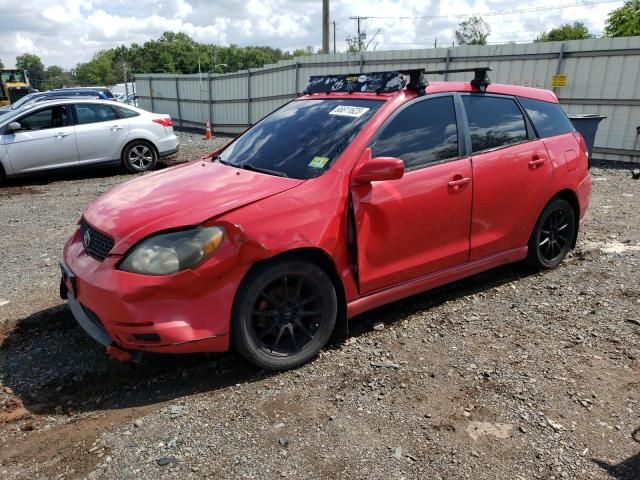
[[232, 260, 337, 370], [526, 198, 576, 269], [122, 141, 157, 173]]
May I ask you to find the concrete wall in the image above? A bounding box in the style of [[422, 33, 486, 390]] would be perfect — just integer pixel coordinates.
[[135, 36, 640, 163]]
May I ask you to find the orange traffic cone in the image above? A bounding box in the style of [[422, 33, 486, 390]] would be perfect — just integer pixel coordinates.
[[203, 121, 213, 140]]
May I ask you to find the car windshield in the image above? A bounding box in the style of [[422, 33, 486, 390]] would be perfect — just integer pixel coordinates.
[[218, 99, 383, 179], [0, 109, 17, 124]]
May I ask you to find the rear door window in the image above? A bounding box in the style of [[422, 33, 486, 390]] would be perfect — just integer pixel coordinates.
[[462, 96, 528, 153], [75, 104, 119, 125], [372, 96, 459, 169], [518, 97, 574, 138]]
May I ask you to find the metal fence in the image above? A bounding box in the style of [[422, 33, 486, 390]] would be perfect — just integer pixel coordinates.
[[135, 36, 640, 163]]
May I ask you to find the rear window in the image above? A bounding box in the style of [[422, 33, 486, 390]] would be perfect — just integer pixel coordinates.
[[518, 97, 574, 138]]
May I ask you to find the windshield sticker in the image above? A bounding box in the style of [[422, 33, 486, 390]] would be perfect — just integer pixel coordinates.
[[309, 156, 330, 168], [329, 105, 370, 118]]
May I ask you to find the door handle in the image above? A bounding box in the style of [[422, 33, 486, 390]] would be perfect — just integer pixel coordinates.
[[448, 176, 471, 191], [528, 157, 546, 169], [55, 132, 70, 138], [111, 125, 123, 131]]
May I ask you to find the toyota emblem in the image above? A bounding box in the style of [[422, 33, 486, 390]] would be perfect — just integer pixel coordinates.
[[83, 230, 91, 249]]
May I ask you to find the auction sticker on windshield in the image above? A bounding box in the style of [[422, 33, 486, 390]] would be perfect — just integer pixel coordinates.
[[309, 156, 330, 168], [329, 106, 370, 118]]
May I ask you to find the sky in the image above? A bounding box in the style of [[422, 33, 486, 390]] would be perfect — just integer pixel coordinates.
[[0, 0, 624, 69]]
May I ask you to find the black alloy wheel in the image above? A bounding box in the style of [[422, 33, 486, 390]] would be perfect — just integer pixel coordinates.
[[232, 260, 337, 370], [527, 198, 576, 269]]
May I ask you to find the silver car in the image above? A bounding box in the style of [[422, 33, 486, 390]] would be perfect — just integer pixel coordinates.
[[0, 99, 179, 181]]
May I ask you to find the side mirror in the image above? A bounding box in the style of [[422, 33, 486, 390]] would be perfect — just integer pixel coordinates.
[[351, 149, 404, 185], [6, 122, 22, 132]]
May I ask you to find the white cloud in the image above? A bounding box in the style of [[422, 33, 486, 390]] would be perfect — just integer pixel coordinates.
[[15, 33, 37, 53], [0, 0, 625, 69]]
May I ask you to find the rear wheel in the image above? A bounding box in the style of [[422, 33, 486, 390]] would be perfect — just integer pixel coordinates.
[[232, 260, 337, 370], [122, 141, 157, 173], [526, 198, 576, 269]]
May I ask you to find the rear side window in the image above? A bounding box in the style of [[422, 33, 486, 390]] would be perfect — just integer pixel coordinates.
[[462, 96, 527, 153], [373, 96, 459, 169], [116, 106, 139, 118], [75, 104, 119, 124], [518, 97, 574, 138]]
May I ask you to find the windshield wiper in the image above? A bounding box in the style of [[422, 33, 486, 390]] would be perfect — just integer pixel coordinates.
[[215, 156, 233, 165], [240, 163, 289, 178]]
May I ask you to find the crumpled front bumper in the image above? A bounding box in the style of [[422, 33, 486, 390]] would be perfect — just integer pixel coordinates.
[[60, 228, 247, 357]]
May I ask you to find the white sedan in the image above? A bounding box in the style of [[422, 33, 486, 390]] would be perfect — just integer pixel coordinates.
[[0, 99, 178, 181]]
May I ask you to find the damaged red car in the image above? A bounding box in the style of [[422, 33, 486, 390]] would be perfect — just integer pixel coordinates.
[[61, 68, 591, 370]]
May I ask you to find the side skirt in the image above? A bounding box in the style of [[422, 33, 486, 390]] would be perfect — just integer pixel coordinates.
[[346, 246, 528, 318]]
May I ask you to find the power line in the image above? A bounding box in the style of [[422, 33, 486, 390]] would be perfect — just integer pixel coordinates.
[[350, 0, 622, 20]]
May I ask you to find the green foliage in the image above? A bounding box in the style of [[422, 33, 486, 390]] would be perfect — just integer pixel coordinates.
[[44, 65, 71, 89], [15, 53, 45, 83], [605, 0, 640, 37], [72, 31, 316, 86], [455, 16, 491, 45], [0, 58, 4, 69], [536, 22, 594, 42], [12, 32, 316, 88]]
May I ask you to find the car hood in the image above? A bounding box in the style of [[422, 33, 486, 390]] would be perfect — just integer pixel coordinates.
[[83, 160, 304, 255]]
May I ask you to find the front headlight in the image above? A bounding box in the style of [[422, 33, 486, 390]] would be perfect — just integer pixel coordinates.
[[119, 226, 224, 275]]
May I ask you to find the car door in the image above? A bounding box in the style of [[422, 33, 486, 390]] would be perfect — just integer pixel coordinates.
[[3, 104, 79, 173], [351, 95, 473, 294], [460, 94, 553, 260], [73, 103, 130, 164]]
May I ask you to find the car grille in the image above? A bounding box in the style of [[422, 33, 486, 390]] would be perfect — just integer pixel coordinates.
[[80, 220, 114, 260]]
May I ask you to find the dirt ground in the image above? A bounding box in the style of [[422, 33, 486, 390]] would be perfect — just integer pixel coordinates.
[[0, 142, 639, 479]]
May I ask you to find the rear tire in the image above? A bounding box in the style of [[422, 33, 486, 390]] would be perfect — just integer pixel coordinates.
[[526, 198, 576, 269], [122, 141, 157, 173], [232, 260, 337, 370]]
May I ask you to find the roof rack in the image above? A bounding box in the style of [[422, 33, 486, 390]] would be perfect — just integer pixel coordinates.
[[422, 66, 493, 92], [302, 66, 492, 96]]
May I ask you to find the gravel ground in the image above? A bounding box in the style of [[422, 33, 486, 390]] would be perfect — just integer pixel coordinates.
[[0, 147, 639, 479]]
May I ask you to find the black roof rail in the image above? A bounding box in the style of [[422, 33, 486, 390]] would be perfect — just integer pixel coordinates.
[[422, 66, 493, 92], [398, 69, 428, 96]]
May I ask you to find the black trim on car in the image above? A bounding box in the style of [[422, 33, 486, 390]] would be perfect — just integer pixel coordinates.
[[158, 147, 179, 158]]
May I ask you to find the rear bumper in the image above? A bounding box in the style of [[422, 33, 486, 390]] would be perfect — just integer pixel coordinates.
[[577, 174, 592, 222], [156, 134, 179, 158], [61, 229, 246, 355]]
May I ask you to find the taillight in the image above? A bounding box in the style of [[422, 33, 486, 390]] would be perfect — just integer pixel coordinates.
[[152, 117, 173, 127]]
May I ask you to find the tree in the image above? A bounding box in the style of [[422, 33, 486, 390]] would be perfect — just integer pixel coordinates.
[[455, 16, 490, 45], [15, 53, 45, 86], [44, 65, 69, 89], [536, 22, 594, 42], [0, 58, 3, 69], [605, 0, 640, 37]]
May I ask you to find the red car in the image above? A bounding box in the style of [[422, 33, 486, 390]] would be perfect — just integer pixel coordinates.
[[61, 68, 591, 370]]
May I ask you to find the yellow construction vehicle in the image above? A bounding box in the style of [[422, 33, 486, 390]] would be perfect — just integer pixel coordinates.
[[0, 69, 31, 107]]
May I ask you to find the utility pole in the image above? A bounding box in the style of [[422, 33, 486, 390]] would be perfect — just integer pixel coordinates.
[[322, 0, 330, 54], [349, 16, 371, 51], [332, 21, 336, 53]]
